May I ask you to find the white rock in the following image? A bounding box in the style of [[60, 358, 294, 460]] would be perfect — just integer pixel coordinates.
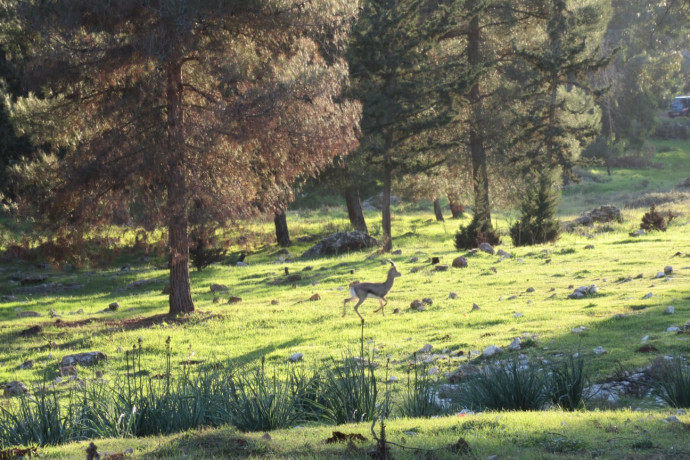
[[643, 292, 653, 299], [288, 353, 303, 362], [236, 261, 249, 267], [479, 242, 495, 255], [664, 306, 675, 314], [513, 312, 523, 318], [427, 366, 440, 375], [593, 346, 607, 355], [418, 344, 433, 354], [666, 326, 681, 332], [641, 335, 649, 342], [507, 337, 522, 350], [482, 345, 502, 358], [387, 376, 399, 383], [655, 272, 665, 279], [572, 326, 589, 334]]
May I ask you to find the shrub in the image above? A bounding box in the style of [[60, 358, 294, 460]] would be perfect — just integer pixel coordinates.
[[640, 204, 673, 232], [548, 355, 590, 411], [317, 354, 378, 424], [650, 357, 690, 408], [458, 358, 548, 411], [399, 363, 444, 418], [510, 172, 560, 246], [189, 227, 227, 271], [454, 217, 500, 250]]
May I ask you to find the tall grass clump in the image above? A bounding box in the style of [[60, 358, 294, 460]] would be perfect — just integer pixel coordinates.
[[458, 358, 548, 411], [651, 357, 690, 408], [317, 353, 378, 424], [399, 361, 444, 418], [548, 355, 590, 411]]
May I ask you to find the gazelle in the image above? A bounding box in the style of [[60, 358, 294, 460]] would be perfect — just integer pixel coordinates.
[[343, 259, 401, 322]]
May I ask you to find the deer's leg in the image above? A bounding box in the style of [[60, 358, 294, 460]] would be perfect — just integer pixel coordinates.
[[343, 297, 357, 317], [374, 297, 388, 316], [353, 298, 366, 322]]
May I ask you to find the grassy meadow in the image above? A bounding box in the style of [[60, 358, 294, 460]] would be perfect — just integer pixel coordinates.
[[0, 137, 689, 458]]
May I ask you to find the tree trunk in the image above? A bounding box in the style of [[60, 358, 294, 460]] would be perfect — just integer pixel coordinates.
[[344, 186, 368, 233], [467, 5, 493, 232], [449, 197, 464, 218], [274, 209, 291, 247], [165, 57, 194, 315], [433, 198, 445, 222], [381, 165, 393, 252]]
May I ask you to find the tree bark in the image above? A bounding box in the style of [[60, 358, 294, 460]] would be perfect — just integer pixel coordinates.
[[381, 165, 393, 252], [344, 186, 368, 234], [433, 198, 445, 222], [165, 57, 194, 315], [449, 197, 464, 218], [467, 5, 493, 232], [274, 209, 291, 247]]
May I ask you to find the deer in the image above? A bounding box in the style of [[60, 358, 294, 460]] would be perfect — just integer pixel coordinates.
[[343, 259, 401, 322]]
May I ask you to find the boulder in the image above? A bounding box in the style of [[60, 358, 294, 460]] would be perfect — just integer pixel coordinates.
[[61, 352, 107, 368], [301, 231, 378, 258], [482, 345, 502, 358], [478, 242, 495, 255], [452, 256, 468, 268], [108, 302, 120, 311], [3, 381, 28, 398], [563, 205, 623, 229], [289, 353, 303, 362]]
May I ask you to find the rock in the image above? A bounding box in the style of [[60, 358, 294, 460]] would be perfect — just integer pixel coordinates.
[[3, 381, 28, 398], [664, 306, 675, 314], [434, 264, 449, 272], [427, 366, 439, 376], [418, 344, 433, 354], [526, 287, 535, 293], [17, 311, 41, 318], [507, 295, 518, 300], [471, 303, 480, 311], [667, 326, 681, 332], [288, 353, 303, 362], [568, 291, 585, 299], [1, 295, 18, 302], [393, 308, 400, 314], [61, 352, 107, 368], [228, 296, 242, 304], [593, 346, 607, 355], [448, 292, 458, 299], [410, 300, 426, 311], [629, 229, 645, 237], [507, 337, 522, 350], [422, 298, 433, 305], [410, 267, 421, 273], [452, 256, 468, 268], [634, 273, 644, 279], [212, 297, 221, 303], [664, 266, 673, 274], [655, 271, 665, 279], [301, 231, 378, 258], [513, 312, 523, 318], [20, 273, 48, 285], [236, 261, 249, 267], [584, 244, 595, 249], [210, 284, 229, 292], [120, 264, 131, 272], [302, 266, 313, 271], [309, 293, 320, 301], [589, 205, 623, 223], [391, 249, 402, 255], [49, 309, 60, 318], [482, 345, 502, 358], [643, 292, 653, 299], [479, 242, 495, 255], [19, 360, 34, 370], [572, 326, 589, 334], [21, 325, 43, 336], [286, 274, 302, 282], [431, 257, 440, 264], [270, 300, 279, 305], [408, 256, 419, 263], [387, 376, 399, 383], [108, 302, 120, 311], [497, 249, 512, 258]]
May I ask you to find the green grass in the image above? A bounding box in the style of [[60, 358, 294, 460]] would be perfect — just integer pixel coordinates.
[[1, 138, 690, 457]]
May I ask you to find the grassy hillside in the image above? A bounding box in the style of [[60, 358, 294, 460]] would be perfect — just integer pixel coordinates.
[[0, 138, 689, 458]]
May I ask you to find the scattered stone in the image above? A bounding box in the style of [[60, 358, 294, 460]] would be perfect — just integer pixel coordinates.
[[1, 295, 18, 302], [434, 264, 449, 272], [568, 285, 597, 299], [17, 311, 41, 318], [228, 296, 242, 304], [452, 256, 468, 268], [497, 249, 512, 258], [270, 300, 279, 305], [571, 326, 589, 334], [393, 308, 400, 314], [526, 287, 535, 293], [19, 360, 34, 370], [410, 267, 421, 274], [629, 229, 645, 237], [21, 325, 42, 336], [664, 306, 675, 315], [301, 231, 378, 258], [212, 297, 221, 303], [584, 245, 595, 249], [210, 284, 229, 293], [236, 261, 249, 267], [408, 256, 419, 263], [427, 366, 439, 376], [655, 271, 665, 279], [471, 303, 480, 311], [482, 345, 502, 358], [61, 352, 107, 368], [391, 249, 402, 255], [422, 298, 433, 305], [664, 266, 673, 275], [489, 267, 497, 273], [19, 273, 48, 285], [309, 293, 320, 301], [479, 242, 495, 255], [3, 381, 28, 398], [506, 337, 521, 351], [507, 295, 518, 300], [593, 346, 607, 355], [288, 353, 303, 362], [431, 257, 440, 264], [634, 273, 644, 279], [513, 312, 523, 318], [667, 326, 681, 332], [302, 266, 313, 272], [448, 292, 458, 299], [642, 292, 653, 299], [286, 274, 302, 283], [120, 264, 131, 272], [49, 309, 60, 318], [108, 302, 120, 311], [418, 344, 433, 354]]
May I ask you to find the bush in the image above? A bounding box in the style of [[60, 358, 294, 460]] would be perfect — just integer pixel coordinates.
[[640, 204, 670, 232], [189, 226, 227, 271], [458, 358, 548, 411], [454, 217, 500, 250], [548, 355, 589, 411], [399, 363, 444, 418], [510, 172, 560, 246], [317, 354, 378, 424], [651, 357, 690, 408]]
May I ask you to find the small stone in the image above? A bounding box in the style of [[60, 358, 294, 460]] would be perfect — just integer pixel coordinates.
[[434, 264, 449, 272], [568, 291, 585, 299], [302, 266, 313, 271], [448, 292, 458, 299], [418, 344, 433, 354], [526, 287, 535, 293], [236, 261, 249, 267], [408, 256, 419, 263], [572, 326, 589, 334], [410, 267, 421, 273], [584, 245, 595, 249], [19, 360, 34, 370], [665, 415, 681, 423], [410, 299, 423, 310], [393, 308, 400, 314], [667, 326, 681, 332], [308, 293, 320, 301], [629, 229, 645, 237], [664, 266, 673, 274], [431, 257, 440, 264], [108, 302, 120, 311], [1, 295, 18, 302], [3, 381, 28, 398], [471, 303, 480, 311], [593, 346, 607, 355], [635, 273, 644, 279], [664, 306, 675, 315], [17, 311, 41, 318], [422, 298, 433, 305], [427, 366, 439, 375], [289, 353, 303, 362], [270, 300, 279, 305], [387, 376, 399, 383], [228, 296, 242, 304], [479, 242, 495, 255], [452, 256, 468, 268], [497, 249, 512, 258], [643, 292, 653, 299], [507, 337, 522, 350], [391, 249, 402, 255], [482, 345, 502, 357], [655, 272, 665, 279], [210, 283, 229, 292], [513, 312, 523, 318], [61, 352, 107, 368], [507, 295, 518, 300], [212, 297, 221, 303]]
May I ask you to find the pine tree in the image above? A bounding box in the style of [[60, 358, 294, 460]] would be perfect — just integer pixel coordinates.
[[509, 171, 561, 246]]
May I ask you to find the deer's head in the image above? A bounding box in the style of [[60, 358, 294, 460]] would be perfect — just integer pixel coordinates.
[[387, 259, 401, 278]]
